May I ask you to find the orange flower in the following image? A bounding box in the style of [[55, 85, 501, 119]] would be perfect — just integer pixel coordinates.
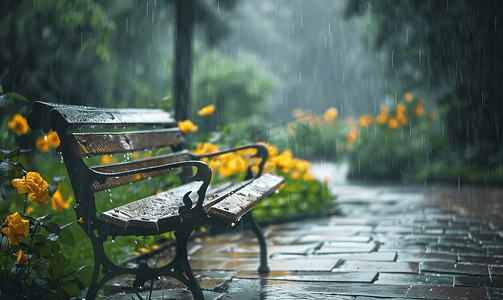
[[258, 142, 279, 158], [358, 115, 373, 128], [26, 207, 34, 215], [285, 124, 295, 135], [8, 114, 30, 136], [178, 120, 198, 133], [347, 130, 358, 144], [429, 111, 436, 119], [16, 249, 29, 265], [294, 108, 305, 121], [36, 135, 51, 152], [324, 108, 338, 124], [414, 105, 424, 116], [376, 113, 388, 125], [323, 176, 330, 183], [2, 212, 30, 246], [404, 93, 413, 102], [388, 118, 399, 129], [51, 187, 73, 213], [397, 104, 406, 113], [11, 172, 49, 206], [197, 104, 215, 116], [47, 131, 60, 148]]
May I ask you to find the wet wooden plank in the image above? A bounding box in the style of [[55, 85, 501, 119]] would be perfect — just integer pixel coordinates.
[[100, 175, 281, 232], [67, 128, 185, 157], [207, 174, 284, 223], [90, 151, 191, 192]]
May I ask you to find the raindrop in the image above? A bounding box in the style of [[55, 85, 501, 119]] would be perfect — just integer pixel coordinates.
[[135, 240, 138, 244], [231, 222, 235, 227], [60, 155, 64, 164], [112, 239, 115, 243]]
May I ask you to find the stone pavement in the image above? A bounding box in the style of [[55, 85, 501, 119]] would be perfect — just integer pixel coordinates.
[[105, 163, 503, 299]]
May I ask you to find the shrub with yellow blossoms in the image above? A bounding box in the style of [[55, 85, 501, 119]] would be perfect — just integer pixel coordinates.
[[178, 119, 199, 133]]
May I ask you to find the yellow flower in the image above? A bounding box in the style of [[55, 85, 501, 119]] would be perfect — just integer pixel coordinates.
[[26, 207, 34, 215], [258, 142, 279, 158], [78, 217, 84, 224], [388, 118, 399, 129], [177, 120, 198, 133], [11, 172, 49, 206], [47, 131, 60, 148], [16, 249, 29, 265], [51, 188, 73, 213], [324, 108, 338, 124], [2, 212, 30, 246], [429, 111, 436, 120], [285, 124, 295, 135], [150, 245, 159, 250], [414, 105, 424, 116], [36, 135, 51, 152], [404, 93, 413, 102], [8, 114, 30, 136], [290, 171, 300, 180], [197, 104, 215, 116], [139, 247, 150, 254], [194, 143, 220, 155], [293, 158, 310, 172], [358, 115, 373, 128], [271, 150, 293, 172], [302, 171, 314, 181], [323, 176, 330, 183]]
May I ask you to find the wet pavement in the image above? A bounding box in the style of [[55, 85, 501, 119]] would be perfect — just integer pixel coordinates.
[[104, 162, 503, 299]]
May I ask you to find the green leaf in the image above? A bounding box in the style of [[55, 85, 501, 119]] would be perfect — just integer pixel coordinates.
[[74, 265, 93, 287], [58, 226, 75, 248], [7, 147, 20, 158], [0, 186, 9, 202], [5, 92, 27, 102], [42, 221, 60, 234], [60, 281, 81, 297], [32, 277, 51, 295], [48, 183, 59, 196]]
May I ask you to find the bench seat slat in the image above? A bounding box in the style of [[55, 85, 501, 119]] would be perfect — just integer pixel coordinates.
[[66, 128, 185, 157], [98, 175, 283, 233], [89, 151, 191, 192], [207, 174, 284, 223]]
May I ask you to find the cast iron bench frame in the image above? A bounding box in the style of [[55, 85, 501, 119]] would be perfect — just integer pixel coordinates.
[[27, 101, 284, 300]]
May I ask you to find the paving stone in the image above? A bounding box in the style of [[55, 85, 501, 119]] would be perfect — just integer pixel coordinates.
[[377, 244, 426, 253], [374, 273, 454, 286], [271, 251, 397, 262], [268, 243, 321, 255], [454, 275, 503, 288], [223, 258, 342, 272], [297, 234, 372, 243], [426, 244, 487, 255], [334, 261, 419, 273], [419, 261, 495, 275], [314, 242, 377, 254], [458, 254, 503, 265], [404, 284, 488, 300], [396, 252, 457, 263], [235, 270, 378, 283], [444, 229, 472, 235]]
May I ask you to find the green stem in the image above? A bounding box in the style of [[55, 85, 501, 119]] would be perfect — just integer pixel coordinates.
[[23, 193, 27, 215]]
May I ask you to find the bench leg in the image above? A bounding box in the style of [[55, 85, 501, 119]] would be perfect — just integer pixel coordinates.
[[243, 211, 270, 274], [174, 229, 205, 300]]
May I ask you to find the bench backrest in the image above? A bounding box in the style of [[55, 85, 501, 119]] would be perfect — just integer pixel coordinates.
[[27, 101, 196, 221]]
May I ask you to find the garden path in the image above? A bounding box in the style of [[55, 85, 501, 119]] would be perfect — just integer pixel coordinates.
[[103, 162, 503, 300]]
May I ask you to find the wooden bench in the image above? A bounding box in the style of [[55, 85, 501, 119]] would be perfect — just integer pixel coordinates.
[[27, 101, 284, 300]]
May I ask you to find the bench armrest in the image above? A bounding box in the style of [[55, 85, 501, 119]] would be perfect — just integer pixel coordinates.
[[190, 144, 268, 179], [90, 160, 212, 220]]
